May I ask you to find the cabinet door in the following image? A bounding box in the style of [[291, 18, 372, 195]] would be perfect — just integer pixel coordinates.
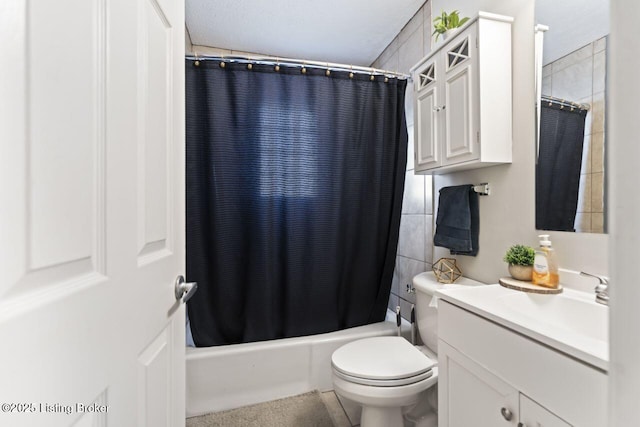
[[519, 395, 572, 427], [439, 341, 519, 427], [442, 28, 480, 166], [414, 58, 441, 171]]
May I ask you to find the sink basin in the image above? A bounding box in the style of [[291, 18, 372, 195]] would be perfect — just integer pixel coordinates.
[[436, 284, 609, 371], [497, 291, 608, 343]]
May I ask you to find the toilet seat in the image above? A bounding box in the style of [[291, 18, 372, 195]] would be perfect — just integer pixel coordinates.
[[333, 366, 434, 387], [331, 336, 435, 387]]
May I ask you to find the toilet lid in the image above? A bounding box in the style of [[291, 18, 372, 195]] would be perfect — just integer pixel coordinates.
[[332, 336, 434, 382]]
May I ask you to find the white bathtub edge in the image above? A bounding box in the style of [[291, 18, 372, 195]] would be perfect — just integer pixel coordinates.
[[186, 311, 411, 417]]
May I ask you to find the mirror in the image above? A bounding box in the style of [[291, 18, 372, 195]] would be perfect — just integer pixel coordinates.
[[535, 0, 609, 233]]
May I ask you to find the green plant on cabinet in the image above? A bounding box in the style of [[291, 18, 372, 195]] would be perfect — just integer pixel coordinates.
[[432, 10, 470, 41]]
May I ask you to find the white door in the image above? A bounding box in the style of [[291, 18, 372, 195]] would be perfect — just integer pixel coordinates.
[[442, 28, 480, 166], [0, 0, 186, 426]]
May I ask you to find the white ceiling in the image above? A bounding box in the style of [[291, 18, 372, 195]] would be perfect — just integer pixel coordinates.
[[536, 0, 609, 65], [185, 0, 426, 67]]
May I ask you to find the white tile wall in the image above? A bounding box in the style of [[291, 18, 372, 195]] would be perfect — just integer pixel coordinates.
[[406, 126, 415, 171], [593, 51, 606, 93], [592, 132, 605, 173], [397, 214, 426, 261], [395, 256, 428, 304], [402, 170, 425, 214], [186, 27, 193, 53], [552, 58, 593, 101], [398, 28, 424, 74], [370, 1, 434, 317]]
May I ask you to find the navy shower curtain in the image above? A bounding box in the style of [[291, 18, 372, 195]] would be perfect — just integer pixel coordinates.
[[536, 102, 588, 231], [185, 59, 408, 347]]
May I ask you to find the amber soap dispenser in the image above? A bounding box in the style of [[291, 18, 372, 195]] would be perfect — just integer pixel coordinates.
[[532, 234, 559, 288]]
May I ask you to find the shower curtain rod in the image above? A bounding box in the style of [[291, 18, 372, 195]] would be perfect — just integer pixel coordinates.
[[541, 95, 590, 111], [185, 54, 412, 80]]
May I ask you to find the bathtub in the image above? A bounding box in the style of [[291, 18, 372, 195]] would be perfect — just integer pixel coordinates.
[[186, 309, 410, 417]]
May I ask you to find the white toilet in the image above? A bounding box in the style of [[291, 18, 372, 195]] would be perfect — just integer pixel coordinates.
[[331, 272, 482, 427]]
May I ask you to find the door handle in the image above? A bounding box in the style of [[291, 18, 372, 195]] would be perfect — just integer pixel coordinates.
[[175, 275, 198, 303]]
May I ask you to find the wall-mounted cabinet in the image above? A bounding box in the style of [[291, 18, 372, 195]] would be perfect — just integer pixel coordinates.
[[411, 12, 513, 174]]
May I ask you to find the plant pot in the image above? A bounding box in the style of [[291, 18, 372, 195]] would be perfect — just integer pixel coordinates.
[[508, 264, 533, 281], [442, 28, 460, 41]]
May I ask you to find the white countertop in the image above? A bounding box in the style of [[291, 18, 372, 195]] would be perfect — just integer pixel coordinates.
[[435, 284, 609, 371]]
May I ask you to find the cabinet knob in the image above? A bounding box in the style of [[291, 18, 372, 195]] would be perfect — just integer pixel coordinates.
[[500, 407, 513, 421], [433, 106, 441, 112], [517, 423, 525, 427]]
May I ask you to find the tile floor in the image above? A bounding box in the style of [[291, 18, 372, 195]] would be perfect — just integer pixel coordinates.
[[320, 391, 357, 427]]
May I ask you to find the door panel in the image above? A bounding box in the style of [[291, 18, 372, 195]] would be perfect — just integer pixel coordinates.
[[0, 0, 185, 425], [416, 86, 439, 169], [414, 58, 440, 170], [138, 328, 171, 427], [28, 0, 106, 271], [442, 29, 479, 166], [137, 0, 174, 264], [444, 64, 475, 165], [2, 0, 107, 299]]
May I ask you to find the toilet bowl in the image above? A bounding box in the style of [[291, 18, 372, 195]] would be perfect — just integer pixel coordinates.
[[332, 336, 437, 427], [331, 272, 483, 427]]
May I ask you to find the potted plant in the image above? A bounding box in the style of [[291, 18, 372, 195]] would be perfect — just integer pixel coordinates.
[[503, 244, 535, 281], [432, 10, 470, 42]]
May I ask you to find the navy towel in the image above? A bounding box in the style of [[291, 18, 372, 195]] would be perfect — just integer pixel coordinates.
[[433, 185, 479, 256]]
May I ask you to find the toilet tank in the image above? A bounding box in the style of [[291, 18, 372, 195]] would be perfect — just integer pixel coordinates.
[[413, 272, 483, 354]]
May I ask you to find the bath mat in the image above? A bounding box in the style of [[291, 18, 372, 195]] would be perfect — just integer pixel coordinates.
[[186, 390, 338, 427]]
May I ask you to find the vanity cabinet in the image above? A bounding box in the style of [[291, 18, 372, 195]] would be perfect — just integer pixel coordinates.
[[411, 12, 513, 174], [437, 300, 607, 427]]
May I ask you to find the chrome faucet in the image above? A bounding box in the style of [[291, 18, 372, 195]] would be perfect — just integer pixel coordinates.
[[580, 272, 609, 305]]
